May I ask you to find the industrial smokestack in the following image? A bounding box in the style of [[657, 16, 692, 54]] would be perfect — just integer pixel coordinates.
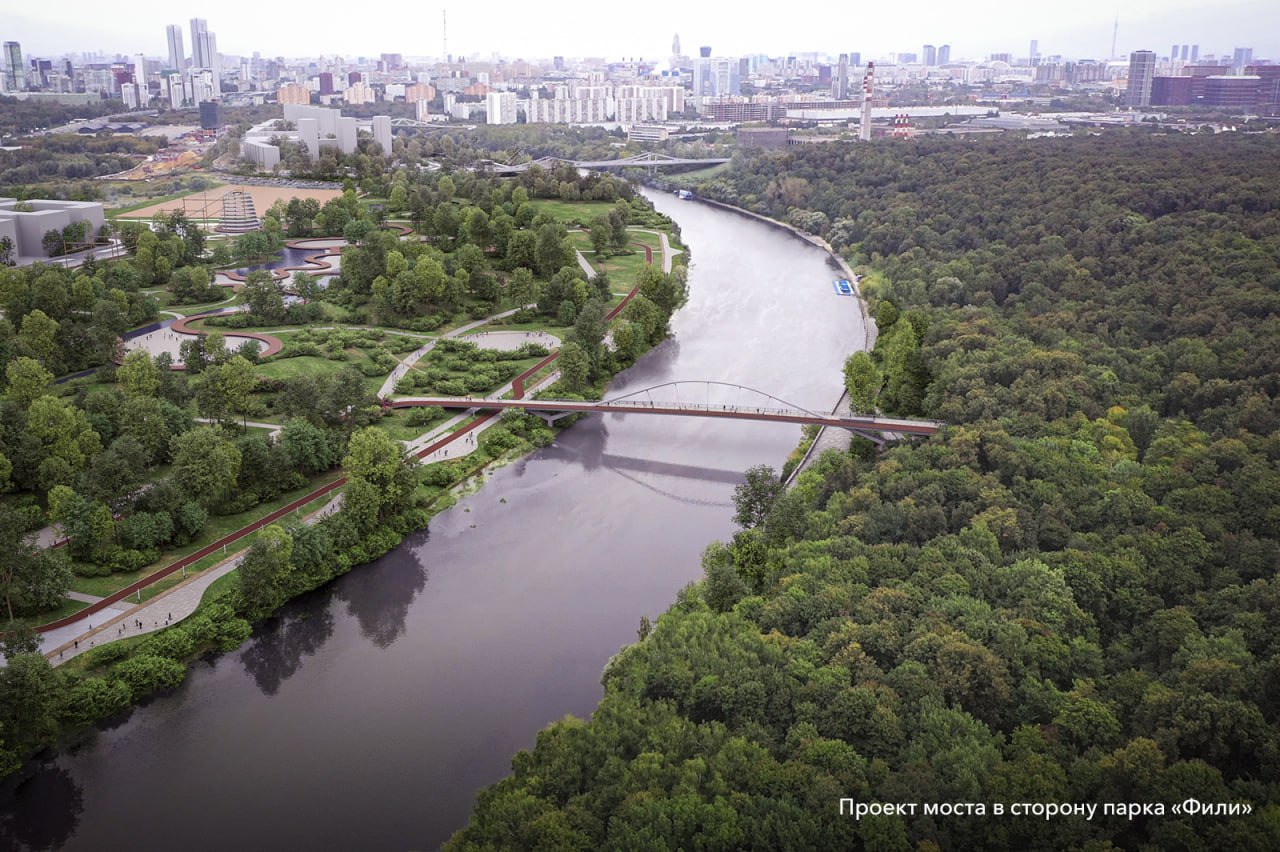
[[859, 62, 875, 141]]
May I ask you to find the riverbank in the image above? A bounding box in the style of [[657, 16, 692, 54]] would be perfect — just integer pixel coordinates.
[[1, 207, 688, 789], [0, 188, 866, 850]]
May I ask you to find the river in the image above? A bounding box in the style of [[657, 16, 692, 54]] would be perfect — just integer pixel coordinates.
[[0, 190, 869, 852]]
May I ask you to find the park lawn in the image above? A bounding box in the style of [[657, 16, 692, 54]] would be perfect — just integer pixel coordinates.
[[596, 250, 650, 284], [254, 355, 354, 381], [165, 293, 242, 317], [372, 408, 449, 442], [159, 287, 238, 312], [3, 598, 91, 632], [66, 470, 344, 600], [528, 198, 620, 225]]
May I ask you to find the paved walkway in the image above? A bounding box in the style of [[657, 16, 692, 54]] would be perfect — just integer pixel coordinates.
[[407, 369, 561, 462], [196, 417, 283, 437], [43, 494, 342, 666], [378, 307, 530, 398], [629, 228, 679, 273]]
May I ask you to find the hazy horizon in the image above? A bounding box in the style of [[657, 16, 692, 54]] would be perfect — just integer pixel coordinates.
[[6, 0, 1279, 65]]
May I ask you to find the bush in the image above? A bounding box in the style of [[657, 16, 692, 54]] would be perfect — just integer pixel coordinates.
[[85, 642, 130, 667], [480, 429, 520, 454], [72, 560, 113, 578], [143, 627, 196, 661], [62, 677, 132, 726], [406, 408, 439, 427], [112, 654, 186, 699]]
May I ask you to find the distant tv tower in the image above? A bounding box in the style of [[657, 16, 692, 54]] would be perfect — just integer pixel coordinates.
[[443, 10, 448, 62], [1111, 14, 1118, 60]]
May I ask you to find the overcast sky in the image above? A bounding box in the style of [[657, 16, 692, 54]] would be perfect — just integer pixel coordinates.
[[7, 0, 1278, 63]]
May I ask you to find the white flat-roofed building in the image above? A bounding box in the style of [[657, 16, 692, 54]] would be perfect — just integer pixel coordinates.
[[0, 198, 105, 263], [486, 91, 517, 124]]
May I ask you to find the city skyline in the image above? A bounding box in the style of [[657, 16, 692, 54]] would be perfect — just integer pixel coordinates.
[[5, 0, 1278, 64]]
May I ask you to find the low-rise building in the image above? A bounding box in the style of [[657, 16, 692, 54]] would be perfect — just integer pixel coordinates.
[[0, 198, 105, 263]]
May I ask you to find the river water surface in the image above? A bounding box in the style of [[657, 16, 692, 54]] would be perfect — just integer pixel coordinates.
[[0, 191, 869, 852]]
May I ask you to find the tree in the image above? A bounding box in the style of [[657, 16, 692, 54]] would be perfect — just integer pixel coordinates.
[[42, 229, 64, 258], [535, 222, 571, 277], [5, 356, 53, 408], [0, 236, 14, 266], [341, 427, 414, 530], [843, 351, 882, 414], [732, 465, 783, 529], [557, 341, 590, 393], [570, 299, 607, 370], [170, 425, 242, 508], [0, 653, 65, 756], [169, 265, 216, 303], [279, 418, 337, 474], [507, 267, 537, 308], [0, 503, 71, 621], [26, 396, 102, 487], [608, 203, 629, 248], [241, 270, 286, 323], [237, 523, 294, 618], [17, 309, 60, 368], [117, 349, 160, 400], [589, 215, 612, 257]]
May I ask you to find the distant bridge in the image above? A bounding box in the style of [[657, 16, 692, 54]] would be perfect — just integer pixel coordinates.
[[481, 153, 730, 175], [391, 381, 941, 444]]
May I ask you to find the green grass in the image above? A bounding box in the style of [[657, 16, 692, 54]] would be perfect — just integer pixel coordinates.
[[528, 198, 620, 224], [254, 355, 353, 381], [2, 598, 91, 632], [372, 408, 449, 441]]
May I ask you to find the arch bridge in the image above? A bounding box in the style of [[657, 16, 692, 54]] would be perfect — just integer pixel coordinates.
[[391, 381, 942, 444]]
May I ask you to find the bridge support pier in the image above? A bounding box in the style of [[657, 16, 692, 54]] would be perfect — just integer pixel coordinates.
[[532, 410, 575, 427], [846, 428, 887, 447]]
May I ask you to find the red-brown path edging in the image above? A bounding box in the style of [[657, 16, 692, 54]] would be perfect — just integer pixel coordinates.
[[27, 245, 660, 634], [30, 345, 562, 634], [169, 314, 284, 357]]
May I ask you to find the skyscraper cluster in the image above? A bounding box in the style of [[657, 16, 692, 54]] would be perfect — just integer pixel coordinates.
[[188, 17, 219, 86]]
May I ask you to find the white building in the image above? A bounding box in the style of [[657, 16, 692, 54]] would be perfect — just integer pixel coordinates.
[[519, 84, 677, 125], [0, 198, 105, 264], [372, 114, 392, 153], [486, 91, 517, 124], [121, 83, 140, 109]]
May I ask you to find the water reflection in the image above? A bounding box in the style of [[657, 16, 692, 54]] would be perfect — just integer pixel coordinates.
[[335, 529, 429, 649], [0, 765, 82, 851], [240, 604, 335, 696]]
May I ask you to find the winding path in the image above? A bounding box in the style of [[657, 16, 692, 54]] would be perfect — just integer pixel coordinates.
[[26, 219, 681, 664]]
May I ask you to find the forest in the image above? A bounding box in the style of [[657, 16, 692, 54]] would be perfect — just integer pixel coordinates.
[[449, 133, 1280, 850]]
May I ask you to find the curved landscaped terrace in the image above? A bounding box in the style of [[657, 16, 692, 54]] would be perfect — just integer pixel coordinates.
[[169, 313, 284, 358]]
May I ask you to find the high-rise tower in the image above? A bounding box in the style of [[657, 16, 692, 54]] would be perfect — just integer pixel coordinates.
[[3, 42, 25, 92], [166, 25, 185, 72], [1126, 50, 1156, 108]]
